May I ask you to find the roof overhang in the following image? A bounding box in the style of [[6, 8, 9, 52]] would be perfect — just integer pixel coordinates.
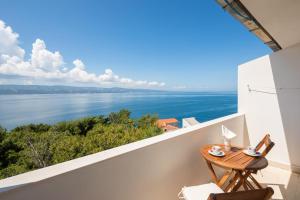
[[216, 0, 300, 51]]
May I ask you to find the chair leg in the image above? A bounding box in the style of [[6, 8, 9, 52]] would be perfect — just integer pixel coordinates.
[[245, 179, 255, 190], [249, 174, 263, 189], [243, 181, 249, 190]]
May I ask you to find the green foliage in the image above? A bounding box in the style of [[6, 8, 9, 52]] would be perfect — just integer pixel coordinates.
[[0, 110, 162, 179], [50, 134, 84, 164], [137, 114, 159, 128], [51, 116, 105, 135], [0, 126, 6, 142], [12, 123, 51, 133]]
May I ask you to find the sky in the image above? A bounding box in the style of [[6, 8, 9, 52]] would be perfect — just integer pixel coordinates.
[[0, 0, 271, 91]]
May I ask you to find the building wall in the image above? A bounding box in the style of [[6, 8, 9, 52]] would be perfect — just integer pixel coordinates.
[[238, 42, 300, 171], [168, 122, 179, 127], [182, 119, 191, 128]]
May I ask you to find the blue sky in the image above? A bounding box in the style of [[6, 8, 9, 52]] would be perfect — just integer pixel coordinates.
[[0, 0, 270, 91]]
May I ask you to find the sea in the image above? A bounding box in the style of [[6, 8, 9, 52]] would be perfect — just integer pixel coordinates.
[[0, 92, 237, 130]]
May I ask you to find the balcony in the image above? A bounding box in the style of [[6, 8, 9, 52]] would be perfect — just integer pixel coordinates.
[[1, 1, 300, 199], [0, 113, 298, 200]]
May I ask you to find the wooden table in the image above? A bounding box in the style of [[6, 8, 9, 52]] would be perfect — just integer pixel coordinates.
[[200, 144, 268, 192]]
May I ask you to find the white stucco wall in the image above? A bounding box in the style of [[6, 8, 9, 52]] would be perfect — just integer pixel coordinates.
[[238, 42, 300, 171], [0, 114, 246, 200]]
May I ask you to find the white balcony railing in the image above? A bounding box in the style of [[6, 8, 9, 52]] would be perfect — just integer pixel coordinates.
[[0, 113, 247, 200]]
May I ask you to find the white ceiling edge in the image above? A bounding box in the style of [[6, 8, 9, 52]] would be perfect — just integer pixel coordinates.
[[240, 0, 300, 49]]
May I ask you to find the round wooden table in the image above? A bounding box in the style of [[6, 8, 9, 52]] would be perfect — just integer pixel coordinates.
[[200, 144, 268, 192]]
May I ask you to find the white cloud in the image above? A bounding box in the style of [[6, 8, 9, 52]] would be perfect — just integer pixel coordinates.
[[68, 59, 97, 83], [0, 20, 25, 60], [148, 81, 166, 87], [73, 59, 85, 70], [0, 19, 166, 88], [98, 68, 119, 82], [31, 39, 64, 71]]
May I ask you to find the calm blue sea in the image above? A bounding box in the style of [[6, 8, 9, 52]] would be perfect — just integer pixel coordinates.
[[0, 92, 237, 130]]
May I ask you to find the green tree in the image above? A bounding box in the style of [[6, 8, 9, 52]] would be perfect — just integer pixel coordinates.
[[108, 109, 132, 124], [0, 126, 6, 142], [137, 114, 159, 128], [0, 110, 163, 179], [51, 116, 104, 135], [21, 131, 60, 168], [50, 134, 83, 164]]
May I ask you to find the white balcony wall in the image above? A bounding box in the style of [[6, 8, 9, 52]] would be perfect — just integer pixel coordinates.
[[0, 113, 246, 200], [238, 42, 300, 172]]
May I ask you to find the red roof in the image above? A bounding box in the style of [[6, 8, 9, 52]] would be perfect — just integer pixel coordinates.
[[157, 118, 178, 128], [157, 118, 178, 124]]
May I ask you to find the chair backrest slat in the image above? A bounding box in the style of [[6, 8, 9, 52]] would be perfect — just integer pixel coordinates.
[[255, 134, 275, 157]]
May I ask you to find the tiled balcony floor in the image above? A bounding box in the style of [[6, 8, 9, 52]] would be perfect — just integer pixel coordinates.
[[252, 166, 300, 200]]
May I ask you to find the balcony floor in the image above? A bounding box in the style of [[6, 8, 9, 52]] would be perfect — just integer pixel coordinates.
[[252, 166, 300, 200]]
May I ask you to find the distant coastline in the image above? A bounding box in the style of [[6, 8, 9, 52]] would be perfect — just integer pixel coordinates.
[[0, 85, 236, 95], [0, 85, 163, 95]]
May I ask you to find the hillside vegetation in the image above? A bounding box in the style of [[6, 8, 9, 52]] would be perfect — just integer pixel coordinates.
[[0, 109, 162, 179]]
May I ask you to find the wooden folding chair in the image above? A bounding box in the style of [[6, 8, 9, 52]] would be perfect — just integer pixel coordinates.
[[255, 134, 275, 157], [248, 134, 275, 189], [208, 187, 274, 200]]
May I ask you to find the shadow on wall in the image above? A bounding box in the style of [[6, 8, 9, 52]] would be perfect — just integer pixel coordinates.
[[242, 118, 250, 147], [269, 45, 300, 172], [269, 44, 300, 199]]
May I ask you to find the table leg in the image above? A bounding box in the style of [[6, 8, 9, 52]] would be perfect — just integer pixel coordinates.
[[217, 170, 232, 188], [232, 170, 253, 192], [204, 160, 235, 190], [225, 171, 239, 192], [231, 171, 244, 192], [205, 160, 219, 184]]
